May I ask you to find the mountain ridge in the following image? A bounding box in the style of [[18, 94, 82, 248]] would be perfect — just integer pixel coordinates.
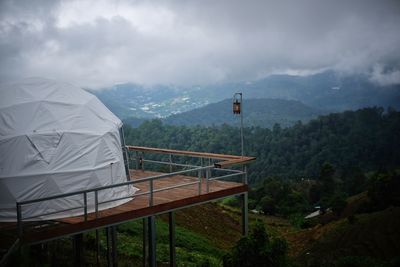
[[89, 70, 400, 120]]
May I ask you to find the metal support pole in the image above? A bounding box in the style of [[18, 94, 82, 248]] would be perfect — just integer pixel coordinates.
[[148, 216, 156, 267], [241, 192, 249, 236], [73, 233, 84, 267], [240, 94, 244, 157], [106, 227, 112, 267], [143, 218, 148, 267], [111, 226, 118, 267], [96, 230, 100, 266], [168, 212, 176, 267], [233, 92, 244, 157]]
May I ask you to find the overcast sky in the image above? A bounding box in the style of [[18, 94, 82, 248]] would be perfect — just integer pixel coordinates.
[[1, 0, 400, 88]]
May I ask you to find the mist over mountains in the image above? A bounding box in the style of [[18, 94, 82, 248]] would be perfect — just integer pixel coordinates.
[[90, 71, 400, 127]]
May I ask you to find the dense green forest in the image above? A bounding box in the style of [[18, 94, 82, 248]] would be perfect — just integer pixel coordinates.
[[124, 107, 400, 184], [124, 106, 400, 217]]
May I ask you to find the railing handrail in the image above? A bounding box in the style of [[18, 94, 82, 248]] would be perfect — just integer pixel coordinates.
[[17, 165, 209, 206], [16, 145, 253, 236], [127, 145, 255, 161]]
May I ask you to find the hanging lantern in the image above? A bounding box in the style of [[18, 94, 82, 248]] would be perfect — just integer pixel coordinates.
[[233, 99, 241, 114]]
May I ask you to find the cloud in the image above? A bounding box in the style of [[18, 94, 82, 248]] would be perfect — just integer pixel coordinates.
[[370, 64, 400, 86], [1, 0, 400, 88]]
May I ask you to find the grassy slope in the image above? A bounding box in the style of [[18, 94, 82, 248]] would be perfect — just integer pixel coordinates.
[[161, 203, 242, 250], [295, 207, 400, 265], [106, 193, 400, 267], [280, 191, 400, 265], [215, 193, 400, 266], [20, 195, 398, 266], [111, 203, 242, 267]]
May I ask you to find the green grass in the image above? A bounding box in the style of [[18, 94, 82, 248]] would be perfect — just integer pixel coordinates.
[[116, 218, 223, 267]]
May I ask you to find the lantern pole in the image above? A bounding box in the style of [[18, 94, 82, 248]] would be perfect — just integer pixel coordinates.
[[233, 93, 244, 157]]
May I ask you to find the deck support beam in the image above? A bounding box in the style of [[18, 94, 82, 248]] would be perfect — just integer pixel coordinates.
[[168, 212, 176, 267], [241, 192, 248, 236], [142, 218, 148, 267], [106, 226, 118, 267], [111, 226, 118, 267], [95, 230, 100, 266], [73, 233, 84, 267], [148, 216, 156, 267]]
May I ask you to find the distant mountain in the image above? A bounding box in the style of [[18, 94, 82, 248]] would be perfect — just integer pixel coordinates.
[[136, 98, 321, 128], [89, 71, 400, 120], [238, 71, 400, 112], [87, 83, 208, 119]]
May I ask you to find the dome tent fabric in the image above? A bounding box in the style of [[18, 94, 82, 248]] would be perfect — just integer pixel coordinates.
[[0, 77, 138, 221]]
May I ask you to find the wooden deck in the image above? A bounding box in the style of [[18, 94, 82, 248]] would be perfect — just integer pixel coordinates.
[[19, 169, 247, 244]]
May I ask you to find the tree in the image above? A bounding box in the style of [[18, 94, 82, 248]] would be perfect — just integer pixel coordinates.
[[259, 196, 276, 215], [320, 163, 336, 196], [330, 194, 347, 216], [223, 221, 288, 267]]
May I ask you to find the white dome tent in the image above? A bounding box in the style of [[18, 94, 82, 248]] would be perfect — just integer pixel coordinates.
[[0, 78, 138, 221]]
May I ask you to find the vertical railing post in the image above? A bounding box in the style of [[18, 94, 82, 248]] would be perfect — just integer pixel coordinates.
[[149, 179, 154, 206], [206, 167, 210, 193], [16, 203, 22, 237], [136, 151, 139, 170], [169, 154, 173, 173], [243, 165, 248, 185], [141, 152, 145, 171], [83, 192, 88, 222], [197, 170, 202, 195], [95, 190, 99, 219], [110, 162, 114, 183]]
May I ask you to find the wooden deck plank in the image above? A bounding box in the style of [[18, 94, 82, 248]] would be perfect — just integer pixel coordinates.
[[19, 169, 247, 244]]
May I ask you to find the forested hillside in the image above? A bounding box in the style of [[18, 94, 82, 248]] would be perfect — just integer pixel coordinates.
[[124, 107, 400, 185], [123, 106, 400, 266]]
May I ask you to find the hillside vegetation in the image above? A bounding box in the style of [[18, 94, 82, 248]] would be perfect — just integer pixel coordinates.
[[297, 207, 400, 266], [124, 107, 400, 184], [122, 106, 400, 266]]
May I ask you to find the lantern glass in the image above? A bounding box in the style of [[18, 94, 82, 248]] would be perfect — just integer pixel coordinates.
[[233, 100, 241, 114]]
